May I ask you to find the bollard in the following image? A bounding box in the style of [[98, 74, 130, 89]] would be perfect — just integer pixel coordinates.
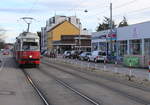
[[103, 59, 106, 71], [115, 61, 118, 73], [148, 62, 150, 81], [149, 70, 150, 81], [129, 63, 132, 81]]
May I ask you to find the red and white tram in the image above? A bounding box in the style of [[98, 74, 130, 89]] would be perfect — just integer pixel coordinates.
[[13, 32, 40, 67]]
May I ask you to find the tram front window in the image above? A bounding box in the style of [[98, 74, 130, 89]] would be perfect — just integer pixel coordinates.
[[23, 42, 39, 51]]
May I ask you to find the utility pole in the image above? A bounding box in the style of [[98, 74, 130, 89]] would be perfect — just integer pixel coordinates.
[[79, 22, 81, 51], [110, 2, 113, 56]]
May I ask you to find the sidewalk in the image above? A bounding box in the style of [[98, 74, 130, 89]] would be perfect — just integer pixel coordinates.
[[0, 56, 43, 105], [43, 56, 150, 81]]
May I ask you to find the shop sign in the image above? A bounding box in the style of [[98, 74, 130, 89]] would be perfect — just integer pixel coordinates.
[[123, 56, 140, 67], [107, 29, 117, 41]]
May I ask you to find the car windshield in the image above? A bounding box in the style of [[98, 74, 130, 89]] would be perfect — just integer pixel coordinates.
[[98, 52, 106, 56], [22, 42, 39, 51], [81, 52, 86, 56], [86, 52, 91, 55]]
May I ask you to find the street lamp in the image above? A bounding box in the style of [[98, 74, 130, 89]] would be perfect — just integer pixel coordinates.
[[79, 9, 88, 51]]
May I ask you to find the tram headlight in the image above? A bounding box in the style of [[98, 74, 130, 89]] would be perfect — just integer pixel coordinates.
[[29, 55, 32, 58]]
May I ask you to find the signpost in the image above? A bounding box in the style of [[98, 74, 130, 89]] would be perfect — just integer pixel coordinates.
[[115, 61, 118, 73], [129, 60, 132, 81], [148, 61, 150, 81], [103, 59, 106, 71]]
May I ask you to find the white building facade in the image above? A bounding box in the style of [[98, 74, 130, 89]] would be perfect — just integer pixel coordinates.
[[92, 21, 150, 66], [117, 21, 150, 57]]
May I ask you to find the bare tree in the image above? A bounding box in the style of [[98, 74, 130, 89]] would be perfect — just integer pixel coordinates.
[[96, 17, 116, 32], [118, 16, 128, 27]]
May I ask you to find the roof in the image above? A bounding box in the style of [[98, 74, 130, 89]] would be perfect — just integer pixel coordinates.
[[16, 32, 39, 40], [47, 20, 79, 32]]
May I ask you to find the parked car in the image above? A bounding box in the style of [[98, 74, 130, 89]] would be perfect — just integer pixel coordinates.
[[63, 51, 71, 58], [3, 51, 9, 55], [88, 51, 107, 62], [70, 50, 79, 59], [70, 50, 83, 59], [79, 52, 91, 61]]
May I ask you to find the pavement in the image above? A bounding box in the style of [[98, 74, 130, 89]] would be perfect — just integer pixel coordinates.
[[0, 54, 43, 105], [43, 56, 150, 81]]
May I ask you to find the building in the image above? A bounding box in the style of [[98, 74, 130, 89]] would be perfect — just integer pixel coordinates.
[[41, 27, 47, 52], [92, 29, 117, 54], [117, 21, 150, 57], [60, 35, 91, 52], [46, 15, 81, 31], [92, 21, 150, 67], [37, 31, 41, 51], [4, 43, 14, 49], [47, 20, 80, 53], [41, 15, 91, 53]]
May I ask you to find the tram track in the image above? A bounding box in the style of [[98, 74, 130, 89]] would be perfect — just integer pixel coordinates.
[[44, 59, 150, 92], [22, 67, 102, 105], [42, 61, 150, 105], [36, 68, 101, 105], [21, 68, 51, 105]]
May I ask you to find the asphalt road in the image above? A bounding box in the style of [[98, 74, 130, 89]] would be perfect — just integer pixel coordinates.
[[0, 54, 150, 105]]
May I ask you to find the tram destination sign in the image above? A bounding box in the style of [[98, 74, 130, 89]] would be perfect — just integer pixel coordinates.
[[23, 38, 35, 42]]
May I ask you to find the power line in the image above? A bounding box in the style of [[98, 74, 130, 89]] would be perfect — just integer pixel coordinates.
[[113, 6, 150, 17], [95, 0, 138, 16], [113, 0, 138, 9], [95, 3, 150, 19], [26, 0, 39, 15]]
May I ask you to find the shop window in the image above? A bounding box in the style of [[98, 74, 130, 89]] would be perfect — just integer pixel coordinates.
[[98, 42, 107, 51], [129, 40, 141, 55], [144, 38, 150, 55], [92, 43, 98, 51], [118, 40, 127, 56]]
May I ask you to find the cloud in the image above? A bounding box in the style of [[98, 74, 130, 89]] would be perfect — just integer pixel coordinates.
[[1, 0, 150, 43], [39, 0, 80, 11], [0, 8, 43, 14]]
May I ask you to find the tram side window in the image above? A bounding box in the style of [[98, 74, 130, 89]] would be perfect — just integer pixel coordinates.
[[23, 42, 38, 50]]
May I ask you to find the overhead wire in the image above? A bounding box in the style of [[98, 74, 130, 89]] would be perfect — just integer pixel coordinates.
[[113, 0, 138, 9], [17, 0, 40, 32], [26, 0, 39, 15], [95, 0, 150, 19]]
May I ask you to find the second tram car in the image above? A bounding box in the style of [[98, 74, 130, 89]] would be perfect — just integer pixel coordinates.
[[14, 32, 40, 67]]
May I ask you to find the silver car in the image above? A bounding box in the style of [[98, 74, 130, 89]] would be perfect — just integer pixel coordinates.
[[88, 51, 107, 63]]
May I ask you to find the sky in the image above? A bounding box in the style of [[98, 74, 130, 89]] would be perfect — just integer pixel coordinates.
[[0, 0, 150, 43]]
